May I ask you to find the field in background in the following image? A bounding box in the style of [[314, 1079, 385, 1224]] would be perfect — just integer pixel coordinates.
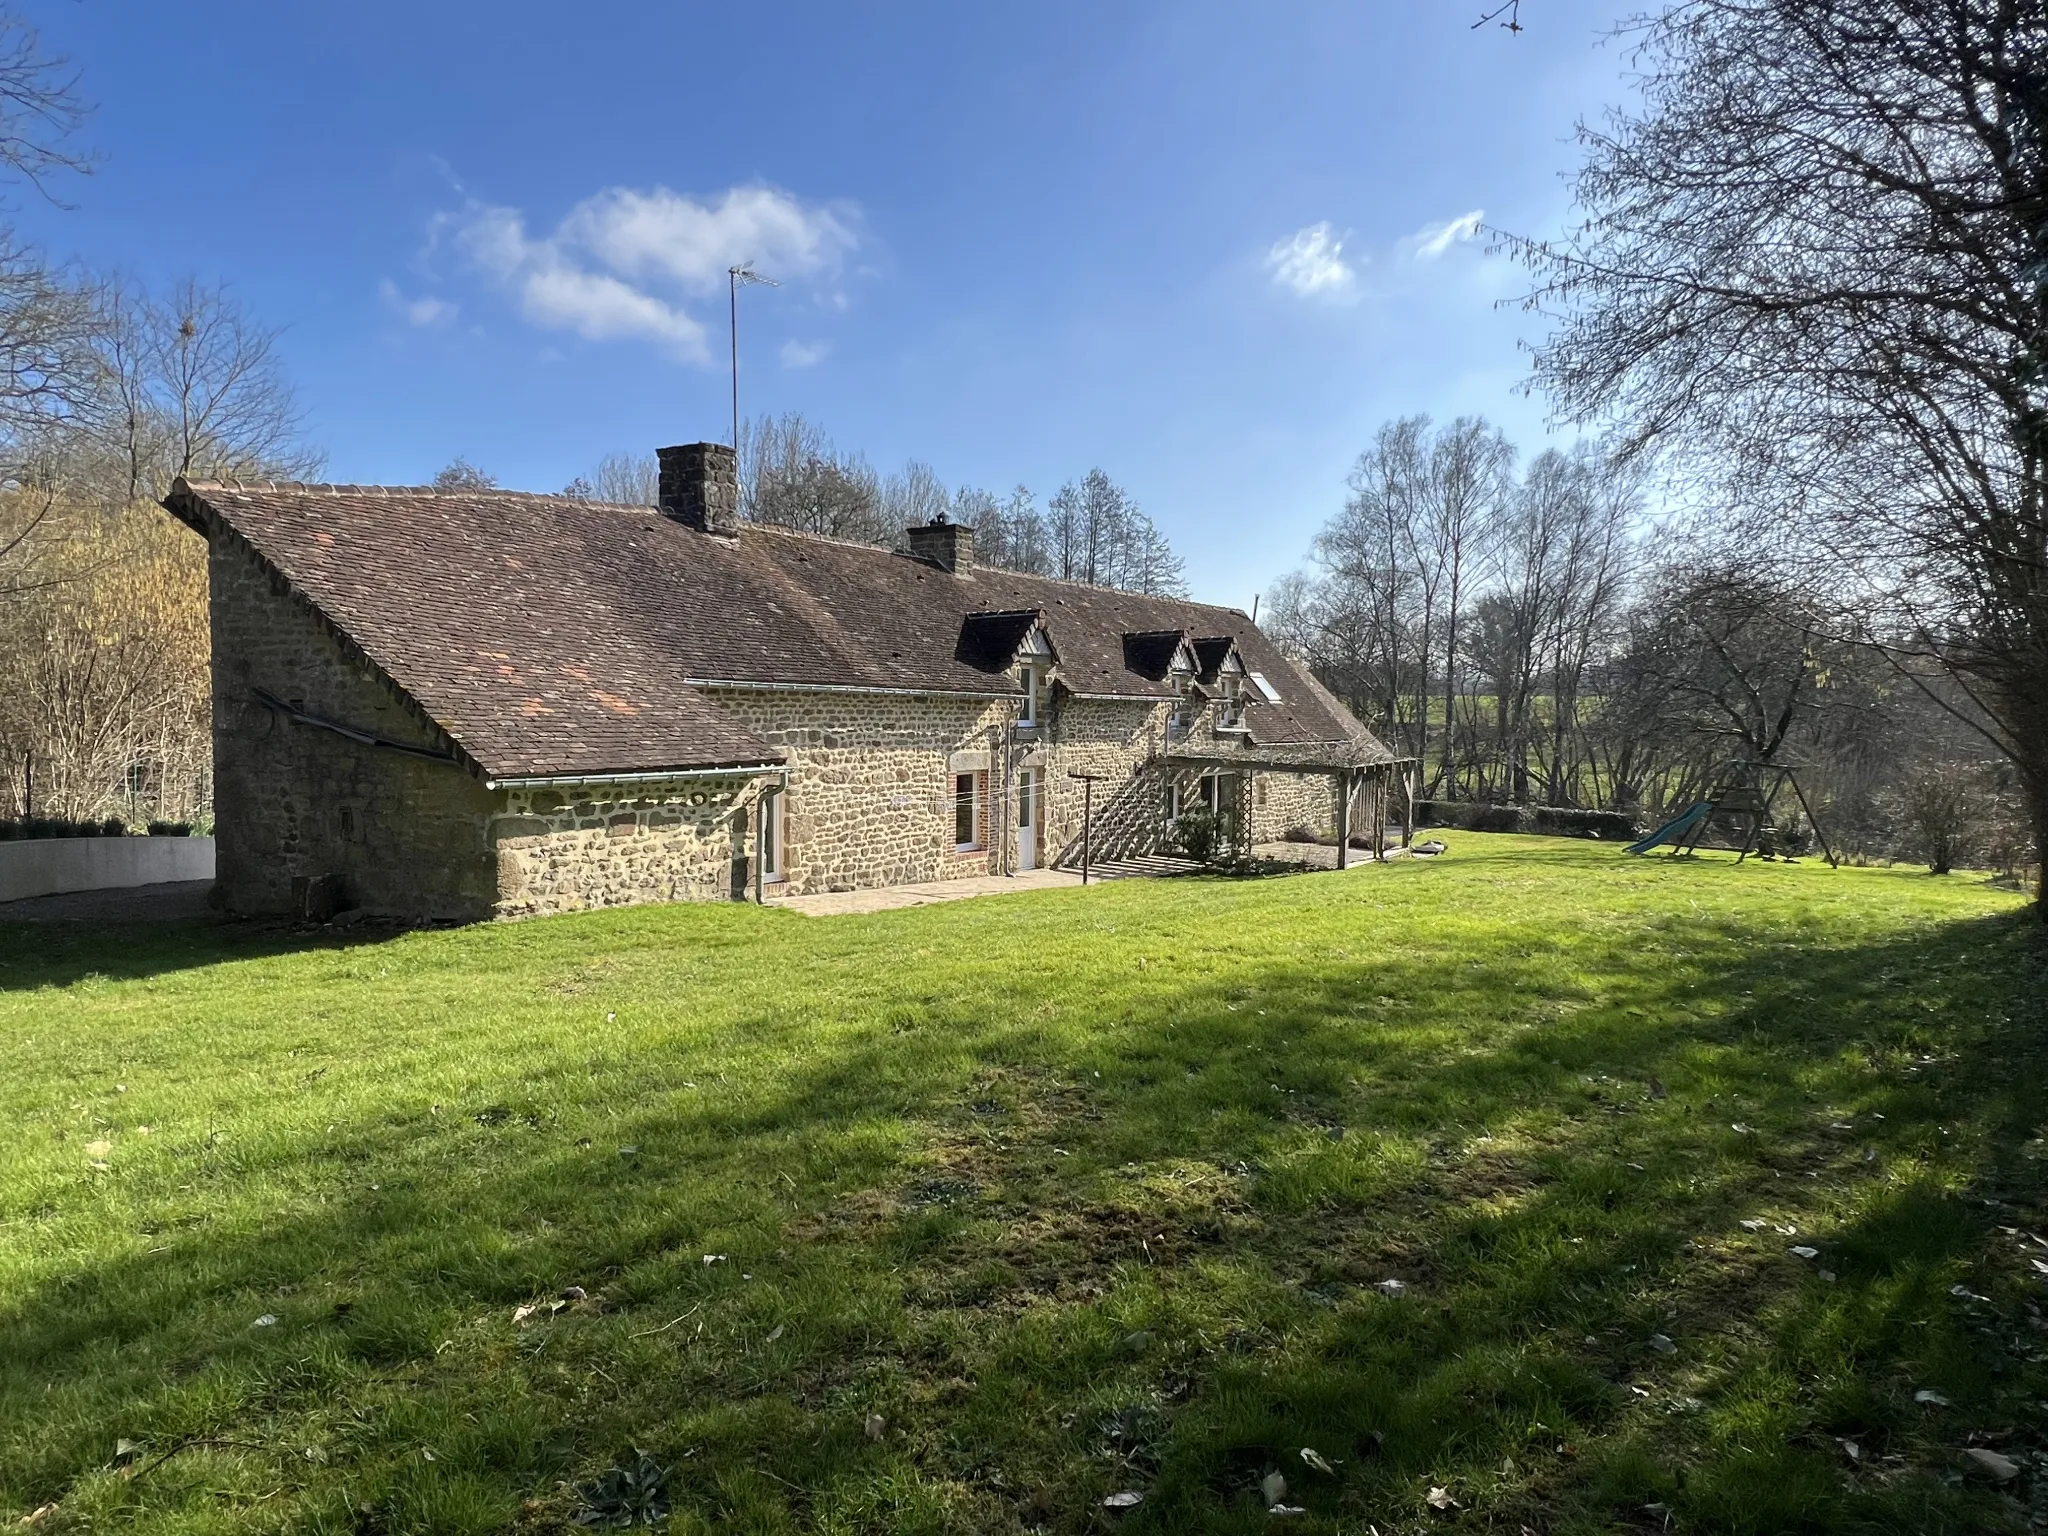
[[2, 836, 2042, 1534]]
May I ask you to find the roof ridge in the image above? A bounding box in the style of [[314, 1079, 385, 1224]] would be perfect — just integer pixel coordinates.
[[183, 479, 654, 511], [181, 479, 1254, 621]]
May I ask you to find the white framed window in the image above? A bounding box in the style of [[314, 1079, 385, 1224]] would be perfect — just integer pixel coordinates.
[[953, 771, 984, 850], [1218, 674, 1246, 729], [759, 788, 785, 881], [1200, 772, 1221, 814], [1019, 665, 1040, 728]]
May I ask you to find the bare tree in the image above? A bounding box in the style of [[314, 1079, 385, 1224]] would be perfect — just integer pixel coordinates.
[[1514, 0, 2048, 909], [431, 458, 495, 492], [881, 460, 950, 530], [740, 412, 889, 543], [569, 451, 656, 505], [1422, 418, 1512, 791], [0, 10, 90, 198]]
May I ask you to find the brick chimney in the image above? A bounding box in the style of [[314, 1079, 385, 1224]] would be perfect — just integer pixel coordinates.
[[657, 442, 740, 535], [906, 514, 974, 574]]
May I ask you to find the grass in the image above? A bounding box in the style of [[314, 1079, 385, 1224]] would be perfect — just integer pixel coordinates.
[[2, 834, 2044, 1536]]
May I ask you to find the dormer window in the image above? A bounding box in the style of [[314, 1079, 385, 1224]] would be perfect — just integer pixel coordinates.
[[1019, 665, 1041, 728], [1218, 674, 1246, 730]]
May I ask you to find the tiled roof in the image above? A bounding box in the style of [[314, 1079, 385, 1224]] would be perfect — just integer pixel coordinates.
[[166, 479, 1389, 779]]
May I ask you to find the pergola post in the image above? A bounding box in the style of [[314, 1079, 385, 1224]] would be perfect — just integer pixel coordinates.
[[1336, 769, 1352, 870]]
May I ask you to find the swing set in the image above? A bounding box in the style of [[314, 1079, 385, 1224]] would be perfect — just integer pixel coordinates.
[[1625, 760, 1838, 867]]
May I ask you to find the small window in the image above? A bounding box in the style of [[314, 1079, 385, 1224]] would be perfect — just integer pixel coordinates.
[[954, 771, 983, 849], [1248, 671, 1282, 703], [1200, 772, 1221, 814], [1218, 675, 1245, 729], [1019, 666, 1039, 727], [760, 789, 784, 880]]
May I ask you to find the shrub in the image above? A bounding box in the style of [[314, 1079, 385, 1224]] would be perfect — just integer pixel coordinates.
[[1171, 807, 1228, 863], [1529, 806, 1641, 841], [1411, 801, 1639, 841], [146, 821, 192, 837], [0, 816, 131, 840]]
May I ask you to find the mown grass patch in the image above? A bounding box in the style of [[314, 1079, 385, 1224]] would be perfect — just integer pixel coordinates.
[[1, 834, 2043, 1534]]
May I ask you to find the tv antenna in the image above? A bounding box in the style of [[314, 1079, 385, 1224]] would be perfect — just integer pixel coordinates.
[[729, 263, 780, 454]]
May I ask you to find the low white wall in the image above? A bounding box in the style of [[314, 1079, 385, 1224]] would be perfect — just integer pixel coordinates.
[[0, 836, 216, 904]]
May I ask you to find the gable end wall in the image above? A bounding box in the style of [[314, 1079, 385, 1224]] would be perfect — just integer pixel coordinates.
[[208, 531, 497, 919]]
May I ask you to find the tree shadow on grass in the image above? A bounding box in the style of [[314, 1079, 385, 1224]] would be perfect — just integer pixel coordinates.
[[0, 913, 419, 991], [0, 891, 2042, 1535]]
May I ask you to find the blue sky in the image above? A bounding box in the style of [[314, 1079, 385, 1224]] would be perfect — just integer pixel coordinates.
[[24, 0, 1630, 609]]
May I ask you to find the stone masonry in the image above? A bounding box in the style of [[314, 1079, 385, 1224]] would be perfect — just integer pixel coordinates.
[[209, 528, 498, 920]]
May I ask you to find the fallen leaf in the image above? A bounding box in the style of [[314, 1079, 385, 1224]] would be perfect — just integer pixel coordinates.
[[1299, 1447, 1335, 1475], [1648, 1333, 1676, 1354], [1426, 1484, 1458, 1510], [253, 1313, 278, 1327], [1965, 1447, 2019, 1481], [561, 1285, 587, 1302], [1648, 1077, 1667, 1099], [1838, 1438, 1861, 1461], [84, 1139, 111, 1159], [1102, 1490, 1143, 1509], [1268, 1506, 1307, 1517], [513, 1303, 539, 1324], [1915, 1389, 1950, 1407], [113, 1438, 142, 1464], [1262, 1471, 1289, 1507], [765, 1324, 784, 1343], [1789, 1246, 1819, 1260], [1730, 1123, 1751, 1134], [702, 1254, 726, 1267], [1375, 1279, 1407, 1298], [864, 1413, 886, 1442], [618, 1145, 639, 1157]]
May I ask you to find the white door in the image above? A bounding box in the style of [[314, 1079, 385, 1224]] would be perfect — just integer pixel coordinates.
[[1016, 769, 1038, 870]]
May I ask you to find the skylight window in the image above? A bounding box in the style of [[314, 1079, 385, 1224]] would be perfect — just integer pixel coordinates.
[[1248, 671, 1282, 703]]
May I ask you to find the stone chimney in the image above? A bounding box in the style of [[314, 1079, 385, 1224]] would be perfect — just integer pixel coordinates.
[[657, 442, 740, 534], [906, 514, 974, 574]]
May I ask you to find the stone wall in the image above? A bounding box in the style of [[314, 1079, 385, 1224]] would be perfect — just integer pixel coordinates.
[[701, 688, 1016, 895], [1251, 770, 1340, 844], [492, 778, 761, 916], [208, 531, 497, 920]]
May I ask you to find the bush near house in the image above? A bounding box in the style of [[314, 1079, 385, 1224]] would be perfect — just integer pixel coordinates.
[[0, 835, 2039, 1535]]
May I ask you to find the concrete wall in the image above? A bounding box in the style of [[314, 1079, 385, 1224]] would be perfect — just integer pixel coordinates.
[[208, 532, 498, 921], [0, 837, 216, 904]]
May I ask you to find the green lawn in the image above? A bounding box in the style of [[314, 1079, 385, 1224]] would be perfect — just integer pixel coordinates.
[[3, 836, 2043, 1536]]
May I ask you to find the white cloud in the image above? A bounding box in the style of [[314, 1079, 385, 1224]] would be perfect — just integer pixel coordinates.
[[780, 339, 829, 369], [1408, 208, 1485, 260], [379, 278, 457, 328], [431, 183, 858, 362], [1266, 222, 1357, 299]]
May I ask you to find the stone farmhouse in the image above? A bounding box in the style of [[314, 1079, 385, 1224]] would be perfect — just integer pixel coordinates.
[[165, 443, 1399, 922]]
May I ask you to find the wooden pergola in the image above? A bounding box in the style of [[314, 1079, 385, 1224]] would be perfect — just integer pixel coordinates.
[[1158, 740, 1417, 867]]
